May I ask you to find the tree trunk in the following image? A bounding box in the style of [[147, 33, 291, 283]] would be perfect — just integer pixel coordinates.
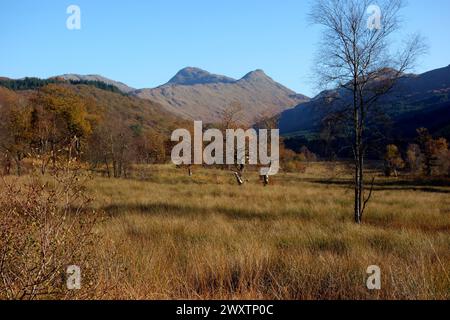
[[112, 159, 118, 178], [353, 78, 364, 224], [15, 157, 22, 176], [104, 157, 111, 178], [357, 147, 364, 224], [354, 150, 362, 224]]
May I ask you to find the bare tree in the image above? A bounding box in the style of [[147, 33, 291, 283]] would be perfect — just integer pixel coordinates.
[[220, 102, 249, 184], [87, 121, 134, 178], [310, 0, 426, 223], [219, 101, 243, 132], [255, 112, 278, 186]]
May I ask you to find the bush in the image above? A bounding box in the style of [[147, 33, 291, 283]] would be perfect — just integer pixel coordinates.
[[0, 165, 101, 300]]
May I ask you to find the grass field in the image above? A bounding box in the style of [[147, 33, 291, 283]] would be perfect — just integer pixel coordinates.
[[84, 163, 450, 300]]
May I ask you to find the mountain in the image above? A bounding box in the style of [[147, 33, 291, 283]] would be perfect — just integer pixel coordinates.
[[280, 65, 450, 140], [1, 69, 309, 125], [133, 68, 309, 125], [166, 67, 235, 85], [56, 74, 136, 94]]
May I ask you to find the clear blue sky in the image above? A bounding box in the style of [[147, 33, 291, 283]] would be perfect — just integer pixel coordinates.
[[0, 0, 449, 97]]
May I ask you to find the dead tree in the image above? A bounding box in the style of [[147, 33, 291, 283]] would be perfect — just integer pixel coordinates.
[[233, 171, 244, 185], [262, 174, 269, 186]]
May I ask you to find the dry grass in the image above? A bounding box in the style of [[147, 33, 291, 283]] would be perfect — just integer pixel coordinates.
[[82, 163, 450, 300]]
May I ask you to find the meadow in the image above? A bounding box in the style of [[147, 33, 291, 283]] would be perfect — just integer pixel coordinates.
[[84, 163, 450, 300]]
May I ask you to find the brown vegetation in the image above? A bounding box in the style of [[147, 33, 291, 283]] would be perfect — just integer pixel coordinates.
[[83, 164, 449, 300]]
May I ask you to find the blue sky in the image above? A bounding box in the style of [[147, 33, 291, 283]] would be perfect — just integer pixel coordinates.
[[0, 0, 449, 97]]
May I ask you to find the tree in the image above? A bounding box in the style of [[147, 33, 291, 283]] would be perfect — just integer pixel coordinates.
[[30, 85, 92, 173], [416, 128, 433, 176], [429, 138, 449, 176], [134, 129, 167, 164], [415, 128, 449, 176], [255, 111, 280, 185], [406, 143, 422, 174], [219, 101, 243, 132], [0, 88, 32, 176], [87, 121, 134, 178], [310, 0, 426, 223], [384, 144, 404, 177], [219, 102, 248, 183]]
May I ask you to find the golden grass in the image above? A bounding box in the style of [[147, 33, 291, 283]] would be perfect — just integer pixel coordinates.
[[80, 163, 450, 300]]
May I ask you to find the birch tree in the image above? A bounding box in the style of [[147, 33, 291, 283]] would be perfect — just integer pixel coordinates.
[[310, 0, 426, 223]]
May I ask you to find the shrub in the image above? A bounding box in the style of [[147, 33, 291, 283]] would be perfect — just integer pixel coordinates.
[[0, 165, 101, 300], [283, 160, 307, 173]]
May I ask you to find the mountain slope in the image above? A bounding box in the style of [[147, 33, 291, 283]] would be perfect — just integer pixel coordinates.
[[0, 83, 187, 136], [133, 68, 309, 125], [64, 84, 188, 134], [280, 65, 450, 139]]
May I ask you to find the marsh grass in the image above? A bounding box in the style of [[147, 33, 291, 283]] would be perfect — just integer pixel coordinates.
[[78, 163, 449, 300]]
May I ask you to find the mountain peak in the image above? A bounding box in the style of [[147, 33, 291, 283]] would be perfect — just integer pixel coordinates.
[[136, 67, 307, 125], [241, 69, 272, 82], [166, 67, 235, 86]]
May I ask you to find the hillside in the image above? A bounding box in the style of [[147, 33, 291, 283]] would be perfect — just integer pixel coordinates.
[[67, 84, 188, 134], [133, 67, 309, 125], [280, 65, 450, 141], [0, 83, 187, 136]]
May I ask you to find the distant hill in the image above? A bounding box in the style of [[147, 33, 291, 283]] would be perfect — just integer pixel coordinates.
[[0, 76, 126, 94], [280, 65, 450, 140], [133, 67, 309, 125]]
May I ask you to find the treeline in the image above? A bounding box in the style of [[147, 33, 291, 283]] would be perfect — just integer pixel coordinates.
[[0, 84, 171, 177], [0, 77, 124, 94], [384, 128, 450, 177], [0, 84, 321, 179]]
